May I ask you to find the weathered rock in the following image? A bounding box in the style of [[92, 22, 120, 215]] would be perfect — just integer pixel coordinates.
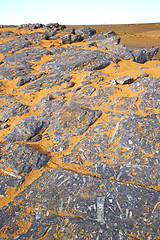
[[75, 27, 96, 38], [0, 169, 159, 239], [115, 75, 134, 85], [71, 34, 83, 42], [0, 143, 49, 174], [0, 171, 24, 196], [70, 85, 122, 107], [85, 31, 120, 50], [129, 76, 160, 92], [137, 72, 149, 79], [45, 23, 66, 30], [46, 103, 102, 152], [107, 96, 138, 112], [132, 49, 147, 63], [20, 75, 72, 93], [107, 45, 159, 63], [16, 72, 46, 86], [0, 48, 51, 80], [110, 79, 118, 86], [59, 33, 71, 44], [0, 37, 31, 54], [62, 113, 160, 187], [66, 81, 75, 88], [4, 116, 44, 142], [0, 25, 159, 239], [108, 44, 134, 61], [43, 29, 57, 40], [0, 96, 29, 122], [18, 23, 44, 30], [0, 123, 9, 129], [0, 65, 31, 80], [40, 46, 112, 81]]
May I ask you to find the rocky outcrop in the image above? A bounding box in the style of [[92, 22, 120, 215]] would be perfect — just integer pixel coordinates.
[[0, 23, 159, 239]]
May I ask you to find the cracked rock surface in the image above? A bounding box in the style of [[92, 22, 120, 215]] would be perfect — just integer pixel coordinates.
[[0, 23, 159, 239]]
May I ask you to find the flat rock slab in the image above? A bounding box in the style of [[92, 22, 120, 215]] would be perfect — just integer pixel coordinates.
[[129, 77, 160, 113], [0, 95, 29, 122], [4, 116, 45, 142], [70, 86, 122, 107], [107, 96, 138, 112], [0, 142, 49, 174], [20, 74, 72, 93], [0, 37, 31, 54], [0, 171, 24, 196], [0, 169, 159, 239], [0, 48, 51, 80], [62, 114, 160, 188], [41, 46, 112, 74], [45, 103, 102, 152]]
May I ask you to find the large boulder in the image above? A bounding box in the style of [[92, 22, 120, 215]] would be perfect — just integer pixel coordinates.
[[75, 27, 96, 38]]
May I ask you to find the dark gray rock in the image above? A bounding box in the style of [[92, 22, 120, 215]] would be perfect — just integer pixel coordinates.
[[0, 65, 31, 81], [19, 47, 112, 93], [70, 86, 122, 107], [42, 46, 112, 74], [75, 27, 96, 38], [0, 123, 9, 129], [16, 72, 46, 86], [132, 49, 147, 63], [0, 37, 31, 54], [142, 46, 159, 60], [107, 96, 138, 112], [46, 103, 102, 152], [20, 75, 72, 93], [131, 47, 159, 63], [0, 171, 24, 196], [110, 79, 118, 86], [85, 30, 120, 42], [0, 96, 29, 122], [4, 116, 44, 142], [62, 114, 160, 188], [129, 77, 160, 113], [115, 75, 134, 85], [2, 48, 51, 64], [59, 33, 71, 44], [0, 48, 51, 80], [108, 45, 134, 61], [0, 169, 159, 239], [43, 29, 57, 39], [139, 88, 160, 113], [0, 143, 49, 174], [71, 34, 83, 42], [66, 81, 75, 88], [107, 45, 159, 63], [137, 72, 149, 79], [129, 76, 160, 92], [85, 31, 120, 50]]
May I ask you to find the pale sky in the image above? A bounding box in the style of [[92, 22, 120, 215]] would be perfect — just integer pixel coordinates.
[[0, 0, 160, 25]]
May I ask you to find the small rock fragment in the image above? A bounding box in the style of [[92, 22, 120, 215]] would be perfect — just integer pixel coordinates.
[[137, 72, 149, 79], [66, 81, 75, 88], [110, 79, 118, 86], [116, 75, 133, 85], [0, 123, 9, 129]]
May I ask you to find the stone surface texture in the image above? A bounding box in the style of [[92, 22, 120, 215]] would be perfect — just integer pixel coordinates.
[[0, 23, 159, 239]]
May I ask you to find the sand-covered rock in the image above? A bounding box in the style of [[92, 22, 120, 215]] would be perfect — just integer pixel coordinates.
[[0, 23, 159, 239]]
